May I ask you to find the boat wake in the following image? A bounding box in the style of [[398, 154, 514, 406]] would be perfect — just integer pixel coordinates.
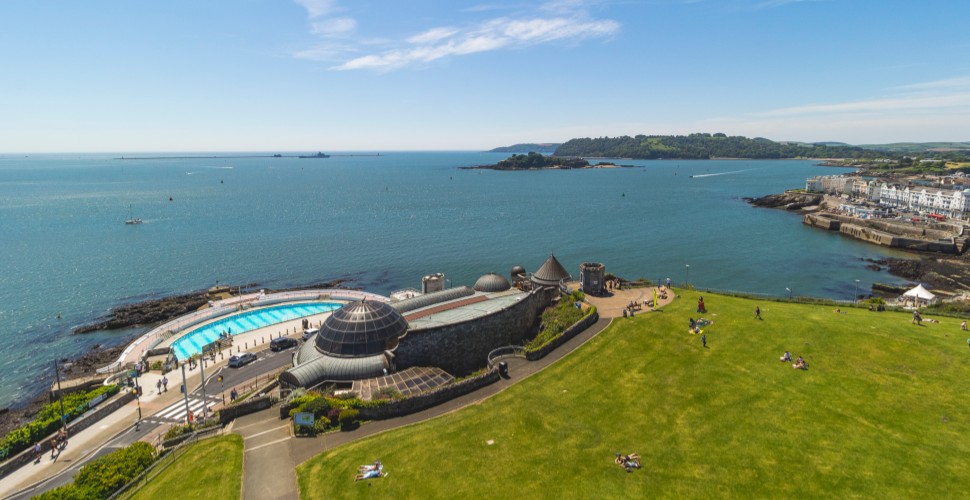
[[690, 169, 753, 178]]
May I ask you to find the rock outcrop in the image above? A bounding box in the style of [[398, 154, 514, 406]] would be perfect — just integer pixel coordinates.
[[746, 192, 823, 211]]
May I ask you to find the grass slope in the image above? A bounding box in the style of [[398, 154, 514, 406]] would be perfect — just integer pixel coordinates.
[[127, 434, 243, 500], [297, 291, 970, 498]]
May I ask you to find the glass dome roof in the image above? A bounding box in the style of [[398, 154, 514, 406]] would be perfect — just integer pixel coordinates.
[[314, 300, 409, 357]]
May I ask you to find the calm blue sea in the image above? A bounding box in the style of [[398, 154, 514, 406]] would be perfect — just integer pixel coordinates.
[[0, 152, 907, 408]]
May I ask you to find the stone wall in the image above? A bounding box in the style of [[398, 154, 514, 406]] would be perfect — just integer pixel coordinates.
[[394, 289, 551, 376], [357, 369, 500, 421], [803, 213, 840, 230], [218, 395, 276, 425], [805, 213, 958, 253]]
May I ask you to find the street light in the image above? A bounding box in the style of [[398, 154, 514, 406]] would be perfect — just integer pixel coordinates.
[[685, 264, 690, 287], [786, 287, 792, 300], [854, 279, 860, 302]]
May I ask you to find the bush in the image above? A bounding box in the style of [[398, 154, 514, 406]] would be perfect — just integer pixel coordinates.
[[303, 397, 332, 418], [526, 296, 587, 351], [150, 360, 163, 371], [73, 442, 155, 497], [313, 417, 331, 433], [338, 409, 359, 428], [374, 387, 401, 400]]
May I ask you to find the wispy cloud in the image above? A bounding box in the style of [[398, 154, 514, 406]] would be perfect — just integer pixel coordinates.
[[698, 75, 970, 142], [292, 0, 620, 70], [333, 16, 618, 71]]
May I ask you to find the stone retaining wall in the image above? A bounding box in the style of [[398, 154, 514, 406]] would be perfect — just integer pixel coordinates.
[[219, 395, 276, 425]]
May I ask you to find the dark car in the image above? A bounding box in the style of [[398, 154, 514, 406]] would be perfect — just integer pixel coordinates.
[[270, 337, 298, 351], [228, 352, 257, 368]]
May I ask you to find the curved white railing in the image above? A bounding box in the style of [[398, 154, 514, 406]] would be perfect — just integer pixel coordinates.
[[96, 289, 388, 374]]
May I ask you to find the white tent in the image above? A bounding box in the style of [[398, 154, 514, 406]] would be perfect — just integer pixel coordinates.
[[902, 284, 937, 305]]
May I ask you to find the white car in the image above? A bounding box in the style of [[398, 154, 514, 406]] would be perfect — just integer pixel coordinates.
[[302, 328, 319, 341], [228, 352, 257, 368]]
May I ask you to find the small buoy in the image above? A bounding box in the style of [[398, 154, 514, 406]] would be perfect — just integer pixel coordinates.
[[169, 197, 173, 201], [621, 193, 625, 197], [220, 180, 223, 184]]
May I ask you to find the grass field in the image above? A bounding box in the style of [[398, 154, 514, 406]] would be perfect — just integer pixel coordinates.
[[127, 434, 243, 500], [297, 291, 970, 498]]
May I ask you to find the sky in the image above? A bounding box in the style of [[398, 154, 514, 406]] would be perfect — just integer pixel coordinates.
[[1, 0, 969, 152]]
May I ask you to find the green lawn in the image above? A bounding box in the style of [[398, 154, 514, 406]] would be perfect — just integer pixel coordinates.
[[127, 434, 243, 500], [297, 291, 970, 498]]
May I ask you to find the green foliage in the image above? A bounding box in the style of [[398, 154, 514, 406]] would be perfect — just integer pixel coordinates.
[[554, 133, 889, 160], [313, 417, 331, 434], [33, 484, 100, 500], [149, 361, 163, 371], [0, 384, 119, 461], [70, 442, 155, 498], [338, 409, 359, 426], [526, 295, 587, 351], [164, 424, 195, 441], [925, 300, 970, 314]]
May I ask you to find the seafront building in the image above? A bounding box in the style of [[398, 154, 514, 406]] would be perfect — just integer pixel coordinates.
[[806, 175, 970, 219]]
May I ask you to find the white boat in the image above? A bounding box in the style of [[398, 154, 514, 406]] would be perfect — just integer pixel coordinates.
[[125, 204, 143, 225]]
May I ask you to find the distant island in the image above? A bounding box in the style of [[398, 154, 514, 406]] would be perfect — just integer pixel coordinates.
[[488, 143, 561, 153], [465, 151, 628, 170]]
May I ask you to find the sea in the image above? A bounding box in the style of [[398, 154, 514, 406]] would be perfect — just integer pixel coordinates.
[[0, 152, 908, 408]]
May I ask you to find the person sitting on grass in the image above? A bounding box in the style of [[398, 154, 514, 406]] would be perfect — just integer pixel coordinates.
[[615, 452, 641, 471], [358, 461, 382, 472], [780, 351, 792, 362], [793, 356, 808, 370], [355, 469, 384, 481]]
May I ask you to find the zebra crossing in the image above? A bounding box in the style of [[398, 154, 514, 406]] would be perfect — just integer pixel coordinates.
[[143, 395, 221, 424]]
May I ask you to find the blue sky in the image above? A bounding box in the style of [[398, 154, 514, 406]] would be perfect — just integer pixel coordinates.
[[1, 0, 968, 152]]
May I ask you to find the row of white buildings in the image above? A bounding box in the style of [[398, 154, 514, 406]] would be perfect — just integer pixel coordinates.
[[806, 175, 970, 219]]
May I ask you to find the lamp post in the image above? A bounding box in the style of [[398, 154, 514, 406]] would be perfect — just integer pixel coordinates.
[[685, 264, 690, 287], [53, 360, 66, 433], [181, 362, 191, 425], [854, 279, 860, 302], [786, 287, 792, 300]]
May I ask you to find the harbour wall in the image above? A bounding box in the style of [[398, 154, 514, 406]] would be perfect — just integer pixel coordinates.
[[803, 213, 960, 253]]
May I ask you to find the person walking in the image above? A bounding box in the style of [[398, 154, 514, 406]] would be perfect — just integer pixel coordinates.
[[162, 375, 168, 392], [156, 379, 162, 394], [33, 442, 42, 463], [755, 306, 762, 320], [961, 320, 967, 331], [701, 333, 707, 348]]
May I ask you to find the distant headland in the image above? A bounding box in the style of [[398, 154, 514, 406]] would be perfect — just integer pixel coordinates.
[[488, 143, 561, 154]]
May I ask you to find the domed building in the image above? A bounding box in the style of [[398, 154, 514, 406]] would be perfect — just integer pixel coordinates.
[[280, 300, 408, 389], [531, 254, 571, 288], [473, 273, 511, 293]]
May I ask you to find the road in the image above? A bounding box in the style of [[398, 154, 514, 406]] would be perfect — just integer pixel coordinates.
[[6, 346, 296, 499]]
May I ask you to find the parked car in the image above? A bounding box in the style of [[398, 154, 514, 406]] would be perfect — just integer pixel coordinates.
[[228, 352, 257, 368], [270, 337, 298, 351], [302, 328, 319, 341]]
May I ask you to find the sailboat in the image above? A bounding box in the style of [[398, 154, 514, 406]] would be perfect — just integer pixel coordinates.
[[125, 204, 143, 225]]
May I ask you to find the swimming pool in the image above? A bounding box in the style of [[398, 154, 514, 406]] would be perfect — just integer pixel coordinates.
[[171, 302, 341, 360]]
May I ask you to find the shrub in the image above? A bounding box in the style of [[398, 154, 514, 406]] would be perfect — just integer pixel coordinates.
[[313, 417, 331, 433], [338, 409, 359, 428], [374, 387, 401, 400], [70, 442, 155, 498], [303, 397, 332, 418]]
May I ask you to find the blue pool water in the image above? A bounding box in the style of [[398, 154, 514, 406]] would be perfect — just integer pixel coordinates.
[[170, 302, 341, 360]]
